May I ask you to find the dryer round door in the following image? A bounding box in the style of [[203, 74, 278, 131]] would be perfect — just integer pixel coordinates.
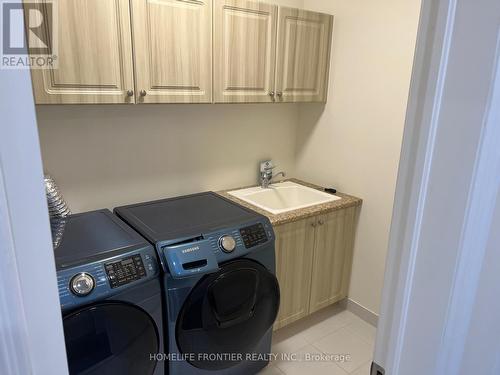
[[63, 302, 159, 375], [176, 259, 280, 370]]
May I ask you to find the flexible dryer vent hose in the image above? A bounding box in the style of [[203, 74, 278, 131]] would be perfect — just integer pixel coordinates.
[[44, 174, 71, 248]]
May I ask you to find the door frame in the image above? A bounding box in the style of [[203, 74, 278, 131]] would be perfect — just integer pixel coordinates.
[[0, 44, 69, 375], [374, 0, 500, 374], [2, 1, 500, 374]]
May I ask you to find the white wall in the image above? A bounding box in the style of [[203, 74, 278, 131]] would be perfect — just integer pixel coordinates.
[[37, 104, 298, 212], [35, 0, 420, 316], [36, 0, 303, 213], [295, 0, 421, 314]]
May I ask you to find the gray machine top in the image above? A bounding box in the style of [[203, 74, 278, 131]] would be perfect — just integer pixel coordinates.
[[114, 192, 274, 279], [114, 192, 262, 243], [53, 209, 150, 270]]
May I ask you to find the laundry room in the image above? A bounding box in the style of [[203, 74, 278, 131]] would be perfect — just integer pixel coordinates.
[[2, 0, 422, 374]]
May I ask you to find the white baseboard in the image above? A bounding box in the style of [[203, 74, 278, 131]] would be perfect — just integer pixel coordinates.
[[341, 298, 379, 327]]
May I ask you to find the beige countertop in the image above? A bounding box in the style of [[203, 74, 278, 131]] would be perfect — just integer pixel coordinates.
[[217, 178, 362, 226]]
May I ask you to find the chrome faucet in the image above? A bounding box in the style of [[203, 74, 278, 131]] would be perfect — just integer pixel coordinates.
[[260, 160, 286, 188]]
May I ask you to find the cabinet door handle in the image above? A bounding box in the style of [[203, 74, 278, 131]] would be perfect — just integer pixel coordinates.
[[318, 220, 324, 226], [140, 90, 147, 97], [126, 90, 134, 97], [276, 91, 283, 99], [311, 222, 317, 228]]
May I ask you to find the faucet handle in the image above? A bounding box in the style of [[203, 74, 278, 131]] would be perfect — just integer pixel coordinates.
[[260, 160, 275, 172]]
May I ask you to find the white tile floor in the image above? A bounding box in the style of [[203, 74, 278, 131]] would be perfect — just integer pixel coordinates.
[[260, 306, 376, 375]]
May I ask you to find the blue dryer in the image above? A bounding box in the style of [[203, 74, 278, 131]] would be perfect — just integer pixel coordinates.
[[53, 209, 164, 375], [115, 192, 280, 375]]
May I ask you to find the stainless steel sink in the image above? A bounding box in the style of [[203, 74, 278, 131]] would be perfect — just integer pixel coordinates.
[[228, 181, 341, 215]]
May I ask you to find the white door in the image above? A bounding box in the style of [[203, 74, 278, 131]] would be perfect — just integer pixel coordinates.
[[375, 0, 500, 374], [0, 63, 68, 374]]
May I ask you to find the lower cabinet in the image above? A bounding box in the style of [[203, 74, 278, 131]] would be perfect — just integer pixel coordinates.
[[308, 207, 357, 313], [273, 217, 316, 329], [273, 206, 358, 330]]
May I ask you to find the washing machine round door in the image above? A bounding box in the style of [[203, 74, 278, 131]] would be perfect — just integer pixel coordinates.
[[176, 259, 280, 370], [63, 302, 159, 375]]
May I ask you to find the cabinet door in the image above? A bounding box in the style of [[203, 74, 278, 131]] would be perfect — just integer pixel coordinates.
[[214, 0, 277, 103], [273, 218, 315, 330], [309, 207, 356, 314], [28, 0, 135, 104], [275, 7, 333, 102], [131, 0, 212, 103]]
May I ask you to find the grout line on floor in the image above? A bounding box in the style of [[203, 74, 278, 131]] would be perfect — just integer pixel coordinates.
[[334, 361, 350, 375], [309, 341, 328, 355], [271, 307, 376, 375], [271, 340, 311, 358], [273, 307, 356, 344], [270, 364, 285, 374], [343, 322, 376, 346], [301, 319, 352, 344]]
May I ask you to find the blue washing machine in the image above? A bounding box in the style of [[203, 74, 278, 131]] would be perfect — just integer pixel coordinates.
[[53, 209, 164, 375], [115, 192, 280, 375]]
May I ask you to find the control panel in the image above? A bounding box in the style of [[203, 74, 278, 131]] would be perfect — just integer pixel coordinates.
[[57, 247, 158, 311], [160, 219, 274, 279], [240, 223, 268, 248], [105, 254, 146, 289]]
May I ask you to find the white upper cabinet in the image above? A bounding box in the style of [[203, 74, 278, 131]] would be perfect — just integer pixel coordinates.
[[29, 0, 135, 104], [275, 7, 333, 103], [131, 0, 212, 103], [213, 0, 278, 103]]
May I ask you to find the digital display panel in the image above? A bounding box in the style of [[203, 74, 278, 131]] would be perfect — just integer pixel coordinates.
[[105, 254, 146, 288], [239, 223, 268, 248]]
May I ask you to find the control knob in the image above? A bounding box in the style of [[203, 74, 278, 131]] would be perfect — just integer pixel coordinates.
[[70, 273, 95, 296], [219, 235, 236, 253]]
